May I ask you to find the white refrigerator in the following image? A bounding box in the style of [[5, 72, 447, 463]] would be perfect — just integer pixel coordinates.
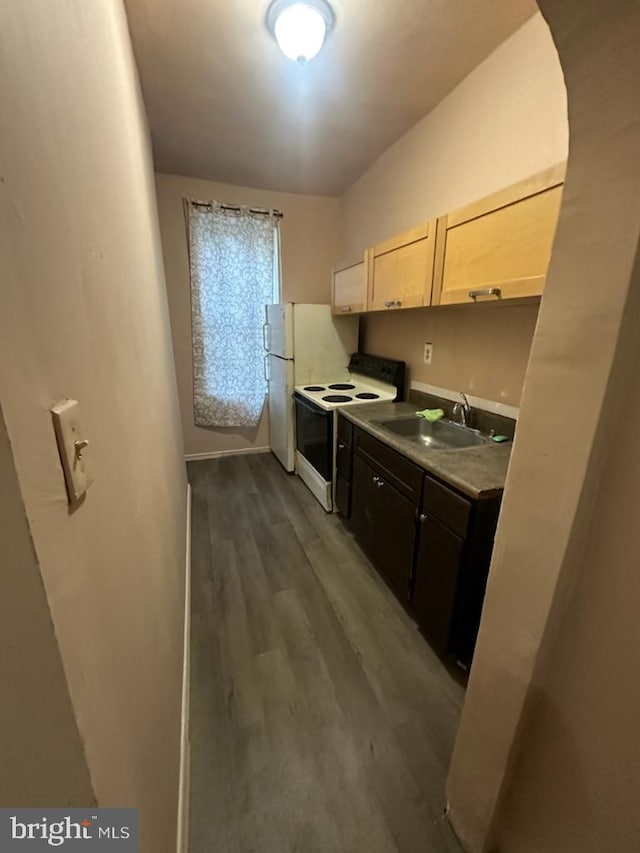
[[264, 303, 359, 471]]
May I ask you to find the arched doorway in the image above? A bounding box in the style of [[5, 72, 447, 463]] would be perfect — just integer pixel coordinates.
[[447, 1, 640, 850]]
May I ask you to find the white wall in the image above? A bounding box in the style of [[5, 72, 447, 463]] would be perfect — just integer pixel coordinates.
[[342, 13, 568, 256], [341, 12, 568, 408], [0, 2, 187, 850], [498, 337, 640, 850], [0, 407, 94, 806]]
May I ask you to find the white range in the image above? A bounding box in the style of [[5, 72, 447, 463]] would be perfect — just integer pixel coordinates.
[[293, 375, 398, 409], [293, 353, 406, 511]]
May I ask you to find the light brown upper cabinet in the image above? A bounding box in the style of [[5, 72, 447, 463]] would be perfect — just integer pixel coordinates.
[[432, 163, 566, 306], [367, 222, 438, 312], [332, 252, 370, 315]]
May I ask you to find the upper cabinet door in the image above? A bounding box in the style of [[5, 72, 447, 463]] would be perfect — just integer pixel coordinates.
[[367, 222, 438, 312], [433, 163, 566, 306], [332, 253, 369, 316]]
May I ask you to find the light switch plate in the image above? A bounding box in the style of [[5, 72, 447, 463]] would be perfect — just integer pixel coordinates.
[[51, 399, 93, 503], [423, 342, 433, 365]]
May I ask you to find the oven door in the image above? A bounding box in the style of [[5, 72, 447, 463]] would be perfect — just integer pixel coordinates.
[[294, 393, 333, 481]]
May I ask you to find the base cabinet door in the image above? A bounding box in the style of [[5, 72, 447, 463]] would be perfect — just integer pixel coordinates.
[[351, 454, 416, 599], [335, 473, 351, 519], [335, 415, 354, 518], [411, 513, 464, 656]]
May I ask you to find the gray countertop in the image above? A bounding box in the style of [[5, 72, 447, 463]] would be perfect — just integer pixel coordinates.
[[340, 402, 512, 500]]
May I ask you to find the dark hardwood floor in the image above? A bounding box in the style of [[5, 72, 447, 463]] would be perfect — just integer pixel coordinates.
[[188, 452, 464, 853]]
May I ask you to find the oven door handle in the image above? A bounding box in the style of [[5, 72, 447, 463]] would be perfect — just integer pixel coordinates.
[[293, 392, 329, 416]]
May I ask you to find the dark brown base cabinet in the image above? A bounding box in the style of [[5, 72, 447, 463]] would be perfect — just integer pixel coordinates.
[[335, 415, 354, 519], [412, 514, 464, 657], [351, 454, 417, 599], [338, 414, 501, 671]]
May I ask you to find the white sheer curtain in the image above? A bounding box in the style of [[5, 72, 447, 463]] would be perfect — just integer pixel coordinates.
[[186, 201, 280, 428]]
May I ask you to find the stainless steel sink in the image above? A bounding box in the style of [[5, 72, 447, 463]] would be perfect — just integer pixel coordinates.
[[373, 417, 493, 450]]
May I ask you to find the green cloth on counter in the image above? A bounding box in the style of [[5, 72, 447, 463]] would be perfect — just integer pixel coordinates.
[[415, 408, 445, 422]]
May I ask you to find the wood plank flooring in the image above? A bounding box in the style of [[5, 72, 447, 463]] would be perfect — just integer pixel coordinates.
[[188, 453, 464, 853]]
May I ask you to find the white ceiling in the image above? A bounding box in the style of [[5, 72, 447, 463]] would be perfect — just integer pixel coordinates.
[[125, 0, 538, 196]]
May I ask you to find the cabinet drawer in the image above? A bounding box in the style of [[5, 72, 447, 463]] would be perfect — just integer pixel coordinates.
[[337, 414, 353, 447], [423, 476, 471, 538], [355, 428, 423, 504]]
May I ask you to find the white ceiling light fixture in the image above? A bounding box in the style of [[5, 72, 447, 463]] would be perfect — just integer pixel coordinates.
[[266, 0, 335, 65]]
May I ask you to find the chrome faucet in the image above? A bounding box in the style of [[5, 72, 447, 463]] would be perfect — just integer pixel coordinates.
[[452, 392, 471, 427]]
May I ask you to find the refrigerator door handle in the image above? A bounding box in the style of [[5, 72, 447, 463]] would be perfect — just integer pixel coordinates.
[[263, 322, 271, 352], [264, 354, 271, 384]]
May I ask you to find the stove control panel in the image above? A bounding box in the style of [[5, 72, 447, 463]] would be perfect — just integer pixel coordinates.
[[348, 353, 406, 401]]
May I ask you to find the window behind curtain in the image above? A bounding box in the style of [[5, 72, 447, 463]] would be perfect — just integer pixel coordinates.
[[186, 201, 281, 428]]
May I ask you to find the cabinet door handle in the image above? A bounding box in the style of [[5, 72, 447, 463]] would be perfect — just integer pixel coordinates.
[[372, 475, 384, 488], [468, 287, 501, 301], [264, 354, 270, 383], [262, 322, 270, 351], [419, 513, 427, 523], [338, 442, 345, 450], [384, 299, 402, 309], [341, 305, 352, 313]]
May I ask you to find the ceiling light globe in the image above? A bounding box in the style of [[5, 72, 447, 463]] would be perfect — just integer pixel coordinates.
[[274, 3, 327, 64]]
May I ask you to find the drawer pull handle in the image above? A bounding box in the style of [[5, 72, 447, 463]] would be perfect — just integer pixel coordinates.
[[383, 299, 402, 309], [468, 287, 501, 301], [341, 305, 352, 313]]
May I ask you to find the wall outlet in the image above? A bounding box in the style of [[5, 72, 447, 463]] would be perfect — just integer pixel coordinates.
[[423, 342, 433, 366]]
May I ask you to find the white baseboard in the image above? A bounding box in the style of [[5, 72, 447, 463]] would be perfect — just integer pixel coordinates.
[[184, 446, 271, 462], [411, 380, 520, 421], [177, 483, 192, 853]]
